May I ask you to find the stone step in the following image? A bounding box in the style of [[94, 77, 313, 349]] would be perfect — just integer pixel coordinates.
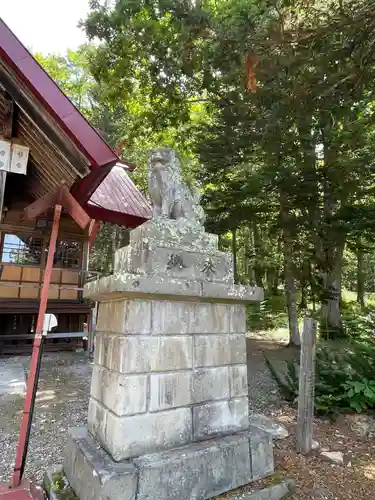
[[214, 479, 296, 500], [44, 471, 295, 500], [59, 425, 275, 500]]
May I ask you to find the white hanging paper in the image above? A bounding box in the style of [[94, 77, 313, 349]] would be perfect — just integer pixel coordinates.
[[10, 143, 29, 175], [0, 139, 11, 172], [43, 313, 58, 335]]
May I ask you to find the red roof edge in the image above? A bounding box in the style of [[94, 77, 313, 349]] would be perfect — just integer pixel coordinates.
[[86, 204, 149, 228], [71, 164, 113, 204], [0, 18, 119, 169]]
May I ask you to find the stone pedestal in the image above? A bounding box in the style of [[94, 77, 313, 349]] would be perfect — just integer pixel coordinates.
[[63, 219, 271, 500]]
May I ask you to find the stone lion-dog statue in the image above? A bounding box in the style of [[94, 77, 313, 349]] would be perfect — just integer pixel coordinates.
[[148, 148, 205, 226]]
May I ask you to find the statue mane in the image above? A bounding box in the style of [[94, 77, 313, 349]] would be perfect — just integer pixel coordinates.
[[147, 147, 205, 226]]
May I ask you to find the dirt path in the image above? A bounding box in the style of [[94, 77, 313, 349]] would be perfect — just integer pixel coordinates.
[[270, 406, 375, 499], [246, 337, 298, 414]]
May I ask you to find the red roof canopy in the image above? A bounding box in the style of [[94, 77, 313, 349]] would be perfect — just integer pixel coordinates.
[[0, 18, 152, 227], [88, 166, 151, 227]]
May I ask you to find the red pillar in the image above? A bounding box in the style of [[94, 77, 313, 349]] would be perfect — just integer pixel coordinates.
[[12, 205, 62, 488]]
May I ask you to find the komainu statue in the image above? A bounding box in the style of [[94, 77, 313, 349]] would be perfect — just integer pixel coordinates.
[[148, 148, 205, 226]]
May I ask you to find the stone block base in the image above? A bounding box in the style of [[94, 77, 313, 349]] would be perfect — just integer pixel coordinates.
[[63, 427, 136, 500], [63, 426, 274, 500]]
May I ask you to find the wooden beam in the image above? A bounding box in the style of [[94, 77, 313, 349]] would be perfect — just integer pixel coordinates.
[[0, 172, 6, 223], [0, 332, 85, 340], [58, 185, 91, 229], [88, 219, 100, 247], [0, 93, 12, 224], [23, 189, 57, 221], [0, 91, 15, 139], [23, 184, 91, 229]]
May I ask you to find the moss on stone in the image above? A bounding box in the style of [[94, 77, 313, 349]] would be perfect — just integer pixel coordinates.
[[265, 471, 287, 486], [51, 472, 65, 491], [50, 472, 77, 500]]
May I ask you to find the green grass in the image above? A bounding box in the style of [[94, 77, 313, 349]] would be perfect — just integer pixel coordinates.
[[341, 289, 375, 305], [247, 288, 375, 343], [51, 473, 77, 500]]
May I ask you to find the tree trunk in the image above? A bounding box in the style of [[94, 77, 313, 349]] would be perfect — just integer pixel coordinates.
[[299, 260, 310, 310], [320, 240, 345, 337], [299, 285, 307, 310], [356, 247, 365, 309], [319, 128, 346, 338], [266, 268, 276, 293], [284, 237, 301, 346], [246, 225, 256, 285], [280, 191, 300, 346], [232, 228, 238, 283], [252, 221, 264, 287], [272, 237, 282, 294], [272, 276, 279, 295]]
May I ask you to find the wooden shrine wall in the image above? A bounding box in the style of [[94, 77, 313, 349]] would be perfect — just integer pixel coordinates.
[[0, 264, 80, 300]]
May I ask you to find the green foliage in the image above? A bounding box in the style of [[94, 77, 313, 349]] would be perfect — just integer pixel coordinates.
[[35, 1, 375, 342], [50, 472, 77, 500], [340, 299, 374, 340], [342, 379, 375, 413], [35, 48, 95, 113], [248, 294, 288, 332], [89, 223, 129, 276], [267, 340, 375, 416]]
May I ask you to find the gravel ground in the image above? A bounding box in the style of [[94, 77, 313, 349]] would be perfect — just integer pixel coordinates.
[[0, 352, 92, 484], [3, 341, 372, 499], [0, 341, 284, 487]]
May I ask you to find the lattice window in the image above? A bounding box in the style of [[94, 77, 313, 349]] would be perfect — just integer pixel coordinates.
[[1, 234, 43, 266], [53, 240, 82, 269]]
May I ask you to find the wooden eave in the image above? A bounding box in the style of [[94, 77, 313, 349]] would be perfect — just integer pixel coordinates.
[[0, 86, 88, 200]]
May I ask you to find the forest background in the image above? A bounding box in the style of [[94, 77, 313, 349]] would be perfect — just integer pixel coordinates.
[[34, 0, 375, 354]]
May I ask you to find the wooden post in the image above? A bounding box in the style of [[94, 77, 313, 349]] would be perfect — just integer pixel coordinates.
[[296, 316, 317, 454], [88, 304, 98, 360], [0, 171, 6, 263], [0, 171, 6, 223], [12, 204, 62, 488], [10, 184, 91, 488]]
